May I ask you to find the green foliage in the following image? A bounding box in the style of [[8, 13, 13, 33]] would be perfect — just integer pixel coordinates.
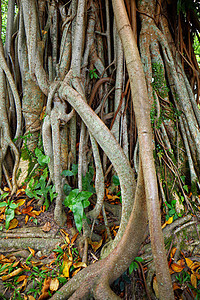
[[177, 0, 197, 14], [63, 189, 92, 232], [89, 68, 99, 79], [25, 148, 57, 209], [152, 63, 169, 99], [194, 35, 200, 66], [0, 193, 19, 229], [164, 197, 183, 222], [129, 257, 143, 275]]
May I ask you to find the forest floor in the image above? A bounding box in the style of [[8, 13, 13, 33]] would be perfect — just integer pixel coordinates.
[[0, 181, 200, 299]]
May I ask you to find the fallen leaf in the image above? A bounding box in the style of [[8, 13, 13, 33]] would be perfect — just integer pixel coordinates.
[[63, 253, 73, 278], [72, 267, 81, 276], [2, 268, 23, 280], [8, 218, 18, 230], [28, 247, 35, 256], [171, 263, 184, 273], [28, 296, 35, 300], [16, 188, 25, 196], [170, 247, 177, 258], [153, 276, 159, 299], [15, 199, 26, 206], [185, 258, 193, 269], [173, 282, 181, 290], [3, 187, 10, 192], [191, 273, 197, 288], [89, 239, 103, 252], [31, 210, 42, 216], [16, 275, 28, 283], [162, 216, 173, 229], [60, 229, 70, 243], [73, 262, 87, 268], [71, 232, 79, 245], [38, 292, 50, 300], [25, 215, 29, 224], [50, 278, 59, 291], [42, 222, 51, 232]]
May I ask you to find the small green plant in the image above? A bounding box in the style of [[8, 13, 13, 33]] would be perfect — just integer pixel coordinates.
[[63, 189, 92, 232], [25, 148, 57, 209], [112, 175, 122, 202], [89, 68, 99, 79], [129, 257, 143, 275], [176, 270, 191, 284], [0, 193, 20, 229], [164, 198, 183, 222]]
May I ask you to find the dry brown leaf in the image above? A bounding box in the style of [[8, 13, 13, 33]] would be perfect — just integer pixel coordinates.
[[16, 275, 28, 283], [191, 273, 197, 288], [89, 239, 103, 252], [3, 187, 10, 192], [63, 254, 73, 278], [171, 263, 184, 273], [15, 199, 26, 206], [38, 292, 50, 300], [71, 232, 79, 245], [72, 267, 81, 276], [170, 247, 177, 258], [2, 268, 23, 281], [28, 295, 36, 300], [73, 262, 87, 268], [8, 218, 18, 230], [28, 247, 35, 256], [40, 277, 51, 295], [185, 257, 193, 269], [42, 222, 51, 232], [190, 261, 200, 271], [25, 215, 29, 224], [153, 276, 159, 299], [50, 278, 59, 291], [173, 282, 181, 290]]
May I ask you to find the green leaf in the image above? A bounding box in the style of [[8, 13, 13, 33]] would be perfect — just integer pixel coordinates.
[[63, 184, 72, 196], [134, 257, 143, 262], [5, 209, 15, 230], [129, 261, 134, 274], [72, 164, 78, 176], [76, 191, 93, 203], [62, 170, 74, 177], [0, 193, 9, 200], [72, 202, 84, 232], [0, 202, 8, 208], [35, 148, 50, 166], [183, 185, 188, 193], [63, 189, 79, 207], [113, 175, 120, 186], [9, 202, 19, 210]]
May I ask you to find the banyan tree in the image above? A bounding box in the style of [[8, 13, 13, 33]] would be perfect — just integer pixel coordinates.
[[0, 0, 200, 299]]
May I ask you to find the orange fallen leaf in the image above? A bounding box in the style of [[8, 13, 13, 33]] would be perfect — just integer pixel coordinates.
[[162, 216, 173, 229], [42, 222, 51, 232], [15, 199, 26, 206], [25, 215, 29, 224], [16, 275, 28, 283], [191, 273, 197, 288], [171, 263, 185, 273], [170, 247, 177, 258], [28, 296, 36, 300], [28, 247, 35, 256], [72, 267, 81, 276], [185, 257, 193, 269], [73, 262, 87, 268], [3, 187, 10, 192], [71, 232, 79, 245], [89, 239, 103, 252], [2, 268, 23, 280], [173, 282, 181, 290], [63, 253, 73, 277]]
